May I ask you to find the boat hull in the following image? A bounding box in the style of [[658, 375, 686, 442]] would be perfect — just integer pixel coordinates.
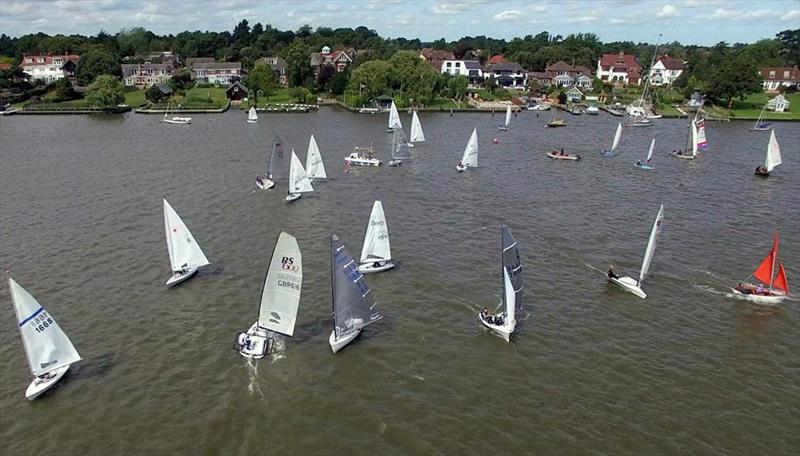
[[163, 118, 191, 125], [345, 156, 381, 166], [235, 323, 270, 359], [673, 153, 696, 160], [600, 150, 615, 157], [731, 288, 786, 305], [256, 179, 275, 190], [608, 275, 647, 299], [456, 164, 468, 172], [166, 266, 199, 287], [478, 312, 514, 342], [26, 365, 70, 400], [498, 126, 508, 131], [358, 261, 395, 273], [546, 152, 580, 160], [635, 163, 654, 170], [247, 120, 258, 124], [329, 328, 361, 353], [285, 193, 302, 203], [546, 122, 566, 128], [388, 160, 402, 167]]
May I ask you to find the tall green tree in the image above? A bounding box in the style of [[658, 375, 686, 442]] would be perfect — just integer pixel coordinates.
[[245, 63, 278, 99], [76, 48, 121, 85], [776, 29, 800, 66], [85, 75, 124, 107], [447, 75, 468, 101], [283, 40, 313, 87]]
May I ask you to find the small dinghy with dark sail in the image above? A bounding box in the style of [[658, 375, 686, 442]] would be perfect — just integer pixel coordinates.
[[478, 225, 522, 342], [607, 204, 664, 299], [257, 135, 288, 190], [388, 126, 411, 166]]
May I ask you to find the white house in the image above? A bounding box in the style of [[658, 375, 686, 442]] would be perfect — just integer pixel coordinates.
[[441, 59, 483, 85], [767, 94, 790, 113], [20, 54, 80, 84], [648, 55, 684, 86], [482, 61, 527, 89], [121, 63, 174, 88], [597, 51, 642, 85]]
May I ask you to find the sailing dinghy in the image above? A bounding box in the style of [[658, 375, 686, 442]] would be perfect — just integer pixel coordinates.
[[601, 123, 622, 156], [235, 232, 302, 358], [163, 100, 191, 124], [9, 277, 82, 400], [731, 231, 789, 304], [546, 150, 581, 160], [163, 199, 211, 286], [286, 149, 313, 203], [607, 204, 664, 299], [257, 135, 287, 190], [498, 104, 512, 131], [329, 234, 383, 353], [389, 126, 411, 166], [546, 107, 566, 127], [478, 225, 522, 342], [674, 119, 699, 160], [755, 130, 781, 177], [305, 134, 327, 182], [409, 111, 425, 147], [456, 128, 478, 172], [387, 101, 402, 133], [635, 139, 655, 170], [358, 201, 394, 273], [751, 105, 772, 131], [247, 106, 258, 123]]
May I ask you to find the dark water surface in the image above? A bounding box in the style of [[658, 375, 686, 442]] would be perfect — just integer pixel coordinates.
[[1, 108, 798, 455]]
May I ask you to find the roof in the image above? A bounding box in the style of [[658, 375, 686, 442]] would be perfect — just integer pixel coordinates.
[[565, 87, 584, 95], [185, 57, 215, 68], [761, 66, 800, 82], [484, 61, 525, 73], [657, 55, 684, 70], [154, 83, 173, 95], [599, 52, 641, 72], [255, 56, 287, 70], [21, 54, 80, 67], [462, 60, 482, 70], [121, 63, 173, 78], [226, 81, 248, 93], [192, 62, 242, 71], [488, 55, 506, 64], [546, 61, 593, 77], [0, 63, 12, 70], [420, 48, 454, 61]]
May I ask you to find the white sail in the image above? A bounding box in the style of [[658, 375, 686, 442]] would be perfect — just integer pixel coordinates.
[[258, 232, 302, 337], [388, 101, 402, 130], [248, 107, 258, 121], [305, 134, 327, 179], [611, 122, 622, 152], [690, 121, 698, 157], [765, 130, 782, 172], [503, 268, 515, 326], [646, 138, 655, 162], [9, 278, 82, 377], [410, 111, 425, 143], [639, 204, 664, 284], [360, 201, 391, 264], [504, 104, 512, 127], [461, 128, 479, 168], [163, 199, 210, 272], [288, 150, 314, 194]]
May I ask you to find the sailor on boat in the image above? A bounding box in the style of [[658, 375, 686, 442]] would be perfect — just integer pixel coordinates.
[[607, 266, 619, 280], [755, 165, 768, 175], [256, 175, 264, 186]]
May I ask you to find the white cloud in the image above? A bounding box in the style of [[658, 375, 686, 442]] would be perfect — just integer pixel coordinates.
[[780, 9, 800, 21], [566, 16, 600, 23], [493, 10, 522, 22], [683, 0, 726, 7], [656, 4, 677, 18], [432, 3, 467, 14], [709, 8, 778, 21]]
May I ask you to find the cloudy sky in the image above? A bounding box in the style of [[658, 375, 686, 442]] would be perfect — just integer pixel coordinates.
[[1, 0, 798, 45]]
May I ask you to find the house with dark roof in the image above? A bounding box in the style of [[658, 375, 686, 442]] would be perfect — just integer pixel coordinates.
[[761, 66, 800, 92], [482, 61, 527, 89], [190, 61, 242, 86], [310, 46, 356, 76], [419, 48, 455, 71], [121, 63, 174, 88], [255, 56, 288, 87], [648, 55, 684, 86], [597, 51, 642, 85], [544, 61, 593, 89], [440, 59, 483, 85], [226, 80, 249, 101]]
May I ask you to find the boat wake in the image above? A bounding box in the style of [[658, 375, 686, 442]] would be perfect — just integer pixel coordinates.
[[270, 337, 287, 363], [245, 357, 265, 399]]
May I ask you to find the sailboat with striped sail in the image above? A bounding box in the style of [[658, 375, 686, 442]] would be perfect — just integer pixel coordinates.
[[732, 231, 789, 304]]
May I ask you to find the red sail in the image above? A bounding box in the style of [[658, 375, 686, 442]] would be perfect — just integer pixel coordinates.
[[753, 233, 778, 286], [774, 262, 789, 293]]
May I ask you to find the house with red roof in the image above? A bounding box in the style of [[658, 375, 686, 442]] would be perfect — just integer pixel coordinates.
[[597, 51, 641, 85], [761, 66, 800, 92], [419, 48, 455, 71], [648, 55, 684, 86], [20, 54, 80, 84], [487, 55, 507, 64], [310, 46, 357, 76]]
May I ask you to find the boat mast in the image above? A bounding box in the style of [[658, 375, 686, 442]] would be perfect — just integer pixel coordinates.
[[639, 34, 662, 111]]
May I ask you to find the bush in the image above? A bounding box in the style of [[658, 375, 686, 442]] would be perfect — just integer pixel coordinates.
[[305, 93, 317, 105]]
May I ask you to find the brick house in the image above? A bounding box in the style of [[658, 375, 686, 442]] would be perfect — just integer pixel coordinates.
[[761, 66, 800, 92], [310, 46, 356, 76], [597, 51, 642, 85]]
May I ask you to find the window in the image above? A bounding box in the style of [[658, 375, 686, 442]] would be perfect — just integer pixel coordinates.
[[455, 62, 461, 67], [783, 70, 790, 79], [37, 58, 44, 63], [769, 71, 775, 78]]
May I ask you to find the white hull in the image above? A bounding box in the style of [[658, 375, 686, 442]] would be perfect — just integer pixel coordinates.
[[285, 193, 301, 203], [25, 365, 70, 400], [345, 155, 381, 166], [166, 266, 199, 287], [528, 104, 550, 111], [731, 288, 786, 305], [236, 322, 269, 359], [247, 119, 258, 124], [498, 126, 508, 131], [546, 152, 580, 160], [256, 179, 275, 190], [163, 118, 191, 124], [388, 159, 402, 167], [456, 164, 467, 172], [478, 312, 515, 342], [608, 276, 647, 299], [673, 153, 696, 160], [329, 328, 361, 353], [358, 261, 395, 273]]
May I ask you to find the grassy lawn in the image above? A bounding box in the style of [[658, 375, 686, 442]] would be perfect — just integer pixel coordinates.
[[239, 88, 297, 108], [655, 103, 684, 117], [148, 87, 229, 110], [124, 88, 146, 107], [424, 98, 467, 110], [722, 92, 799, 120]]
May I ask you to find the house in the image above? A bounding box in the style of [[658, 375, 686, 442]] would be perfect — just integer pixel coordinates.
[[648, 55, 684, 86], [528, 71, 552, 88], [145, 51, 180, 67], [121, 63, 174, 88], [441, 59, 483, 85], [761, 66, 800, 92], [185, 57, 215, 68], [482, 61, 527, 89], [20, 54, 80, 84], [310, 46, 356, 76], [154, 83, 173, 97], [767, 94, 790, 112], [544, 61, 593, 89], [255, 57, 288, 87], [565, 87, 584, 102], [419, 48, 455, 71], [597, 51, 642, 85], [226, 81, 249, 101], [190, 61, 242, 86]]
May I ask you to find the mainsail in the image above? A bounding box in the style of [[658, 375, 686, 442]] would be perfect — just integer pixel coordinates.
[[695, 118, 708, 149], [268, 135, 289, 181], [288, 150, 314, 194], [9, 278, 82, 377], [765, 130, 782, 172], [410, 111, 425, 143], [504, 104, 512, 128], [258, 232, 302, 337], [646, 138, 655, 162], [360, 201, 391, 264], [388, 101, 402, 130], [460, 128, 479, 168], [248, 107, 258, 122], [639, 204, 664, 284], [392, 127, 411, 160], [753, 232, 779, 287], [501, 225, 523, 309], [610, 122, 622, 153], [306, 134, 327, 180], [163, 199, 210, 272], [331, 234, 382, 338], [502, 269, 515, 324]]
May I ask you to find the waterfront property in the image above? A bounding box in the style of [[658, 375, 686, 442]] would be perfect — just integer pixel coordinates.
[[122, 63, 174, 88], [255, 56, 289, 87], [20, 54, 80, 84], [482, 61, 527, 89], [226, 81, 248, 101], [761, 66, 800, 92], [597, 51, 642, 85], [310, 46, 356, 76], [648, 55, 685, 86], [419, 48, 455, 71], [441, 59, 483, 86], [546, 61, 594, 89], [189, 60, 242, 86]]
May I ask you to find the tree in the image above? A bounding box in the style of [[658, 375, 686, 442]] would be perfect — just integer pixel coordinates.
[[170, 67, 194, 91], [326, 70, 349, 96], [145, 85, 167, 103], [776, 29, 800, 66], [76, 48, 121, 85], [316, 64, 336, 90], [289, 86, 310, 102], [447, 75, 469, 101], [117, 27, 153, 56], [283, 40, 313, 87], [524, 78, 541, 97], [705, 55, 762, 107], [52, 77, 76, 101], [85, 75, 124, 107], [245, 64, 278, 100]]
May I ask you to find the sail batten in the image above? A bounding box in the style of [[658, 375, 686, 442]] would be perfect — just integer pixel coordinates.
[[257, 232, 302, 337]]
